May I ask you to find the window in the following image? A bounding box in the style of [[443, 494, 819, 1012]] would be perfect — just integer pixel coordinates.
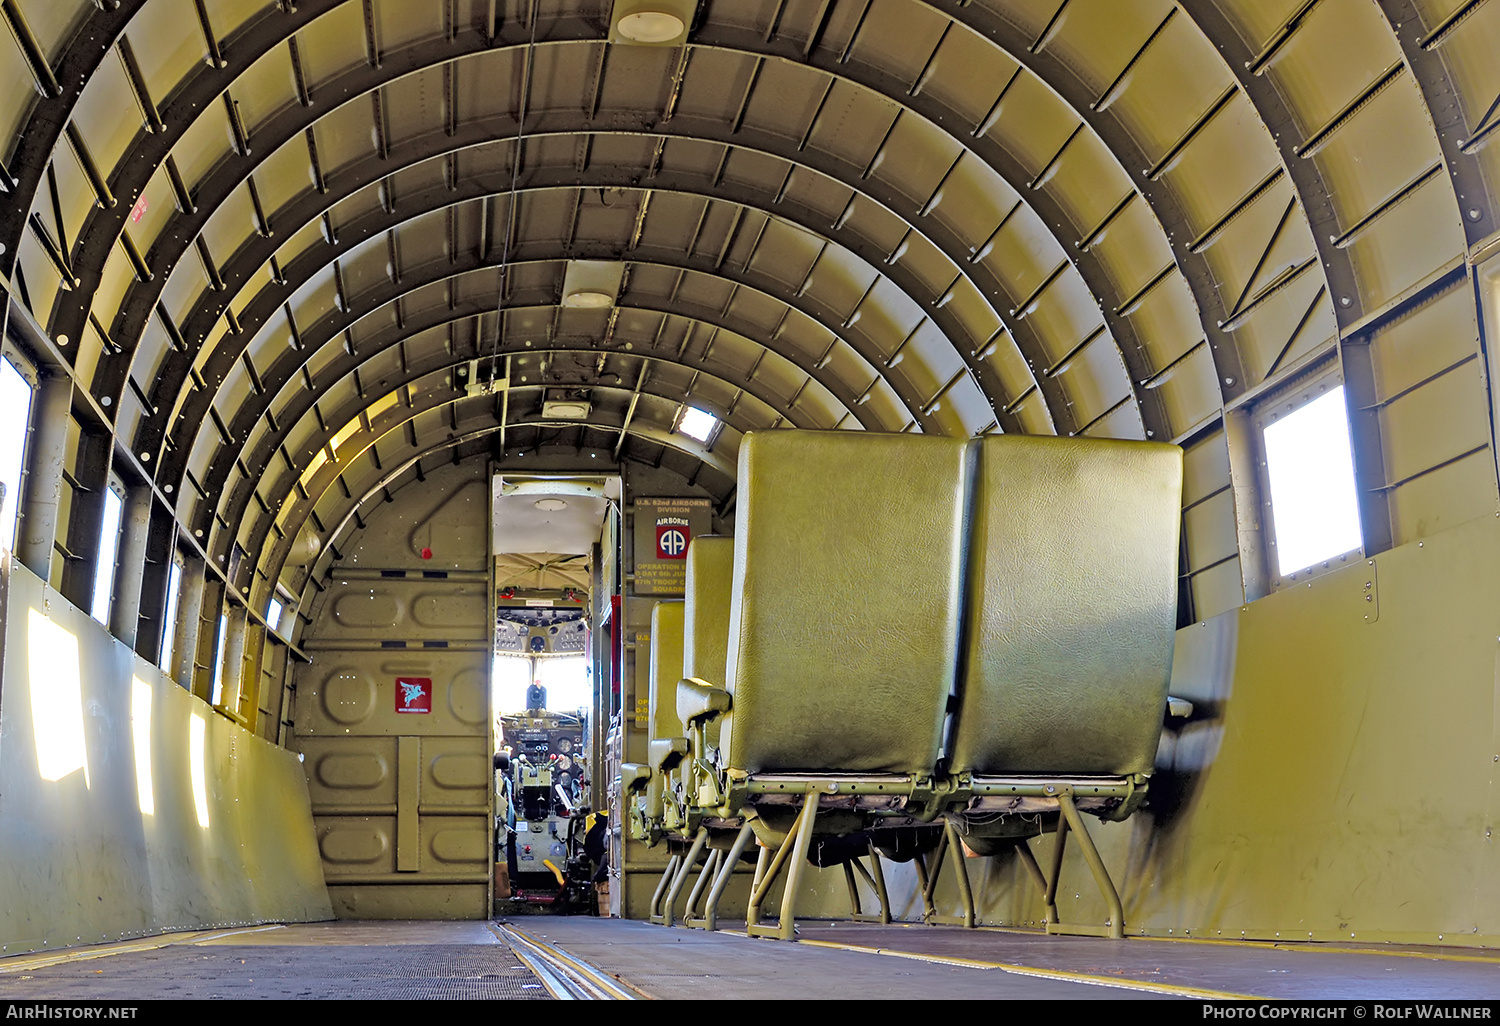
[[0, 355, 33, 550], [90, 481, 125, 625], [210, 612, 228, 705], [492, 654, 534, 716], [266, 596, 283, 633], [159, 557, 183, 673], [1257, 379, 1363, 581], [492, 654, 591, 715], [535, 655, 591, 712], [678, 407, 717, 443]]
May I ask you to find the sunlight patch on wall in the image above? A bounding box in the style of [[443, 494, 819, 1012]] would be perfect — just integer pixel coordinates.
[[131, 677, 154, 816], [27, 608, 88, 786], [189, 712, 210, 828]]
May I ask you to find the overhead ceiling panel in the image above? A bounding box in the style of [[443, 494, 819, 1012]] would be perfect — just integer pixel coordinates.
[[0, 0, 1492, 615]]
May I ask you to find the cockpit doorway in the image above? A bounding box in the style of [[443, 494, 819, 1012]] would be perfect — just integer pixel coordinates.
[[490, 474, 620, 915]]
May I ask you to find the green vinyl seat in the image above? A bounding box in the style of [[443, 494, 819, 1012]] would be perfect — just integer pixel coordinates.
[[681, 429, 967, 939], [648, 536, 751, 928], [672, 536, 735, 819], [683, 536, 734, 686], [937, 434, 1183, 937], [623, 600, 686, 852]]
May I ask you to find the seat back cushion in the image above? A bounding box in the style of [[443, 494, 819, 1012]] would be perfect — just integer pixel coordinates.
[[683, 536, 734, 687], [648, 600, 686, 745], [950, 436, 1182, 777], [724, 430, 968, 775]]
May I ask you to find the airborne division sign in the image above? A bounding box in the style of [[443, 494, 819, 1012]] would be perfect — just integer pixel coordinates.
[[657, 519, 689, 558], [634, 496, 712, 595]]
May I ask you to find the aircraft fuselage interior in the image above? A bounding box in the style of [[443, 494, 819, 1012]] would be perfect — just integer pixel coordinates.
[[3, 0, 1500, 1002]]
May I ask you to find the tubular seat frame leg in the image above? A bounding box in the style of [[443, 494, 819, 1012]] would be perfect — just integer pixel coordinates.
[[845, 843, 891, 924], [745, 790, 819, 941], [693, 821, 757, 932], [923, 820, 976, 928], [681, 848, 722, 928], [651, 827, 709, 927], [1016, 795, 1126, 939], [648, 853, 682, 924]]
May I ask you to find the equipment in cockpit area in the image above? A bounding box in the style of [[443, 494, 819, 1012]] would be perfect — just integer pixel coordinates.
[[498, 687, 601, 912]]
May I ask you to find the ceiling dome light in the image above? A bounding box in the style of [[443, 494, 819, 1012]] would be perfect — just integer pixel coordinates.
[[564, 290, 614, 309], [617, 10, 684, 42]]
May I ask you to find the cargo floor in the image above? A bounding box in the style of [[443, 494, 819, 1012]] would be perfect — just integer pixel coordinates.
[[2, 918, 1497, 1001]]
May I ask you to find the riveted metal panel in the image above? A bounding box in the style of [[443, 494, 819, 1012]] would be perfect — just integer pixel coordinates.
[[1103, 10, 1234, 161], [1052, 328, 1130, 426], [868, 112, 962, 214], [984, 69, 1079, 179], [1169, 99, 1283, 236], [1042, 128, 1135, 238], [1232, 276, 1336, 387], [1370, 284, 1477, 396], [0, 12, 36, 153], [1272, 0, 1405, 131], [293, 459, 490, 918], [740, 60, 832, 141], [1091, 199, 1177, 302], [850, 0, 947, 84], [1388, 449, 1500, 543], [294, 3, 367, 87], [979, 333, 1033, 405], [1343, 179, 1467, 311], [1024, 273, 1107, 368], [1316, 83, 1444, 225], [1381, 365, 1491, 486], [1189, 555, 1245, 622], [1146, 342, 1218, 438], [1184, 488, 1240, 571], [254, 136, 319, 224], [1182, 427, 1232, 505], [1078, 394, 1145, 440], [0, 556, 332, 956]]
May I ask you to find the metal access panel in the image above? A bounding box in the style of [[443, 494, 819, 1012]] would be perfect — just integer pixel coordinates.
[[293, 461, 492, 919]]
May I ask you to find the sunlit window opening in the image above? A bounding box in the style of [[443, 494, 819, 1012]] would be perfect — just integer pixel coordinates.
[[493, 655, 533, 715], [28, 609, 88, 785], [267, 597, 283, 633], [189, 711, 210, 828], [210, 613, 229, 705], [0, 357, 33, 551], [678, 407, 717, 443], [1262, 386, 1364, 577], [90, 485, 124, 625], [131, 678, 154, 816], [159, 560, 182, 674], [492, 654, 591, 716], [537, 655, 591, 712]]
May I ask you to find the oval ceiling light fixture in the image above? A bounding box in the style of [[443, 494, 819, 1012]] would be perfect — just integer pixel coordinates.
[[534, 498, 569, 512], [610, 0, 693, 45], [617, 10, 684, 42], [563, 290, 614, 309]]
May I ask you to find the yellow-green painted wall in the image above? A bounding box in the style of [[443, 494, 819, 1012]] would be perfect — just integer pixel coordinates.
[[0, 557, 332, 956]]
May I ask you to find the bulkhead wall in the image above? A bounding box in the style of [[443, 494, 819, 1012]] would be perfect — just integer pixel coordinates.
[[292, 458, 494, 920], [0, 557, 332, 956]]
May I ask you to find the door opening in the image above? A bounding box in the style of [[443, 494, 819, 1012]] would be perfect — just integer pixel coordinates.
[[490, 473, 619, 914]]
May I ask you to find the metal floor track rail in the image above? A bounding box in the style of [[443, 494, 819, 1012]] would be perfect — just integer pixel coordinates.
[[490, 922, 644, 1000]]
